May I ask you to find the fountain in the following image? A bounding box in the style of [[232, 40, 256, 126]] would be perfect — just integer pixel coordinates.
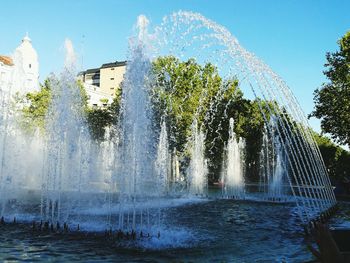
[[155, 121, 170, 194], [117, 15, 155, 199], [40, 39, 93, 224], [221, 118, 245, 199], [0, 10, 337, 245], [187, 119, 208, 196], [259, 121, 289, 202], [152, 11, 336, 224], [0, 46, 43, 218], [269, 133, 286, 200]]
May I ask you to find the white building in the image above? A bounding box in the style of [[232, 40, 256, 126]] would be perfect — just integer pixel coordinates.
[[0, 34, 39, 95], [84, 82, 115, 107], [0, 56, 14, 86]]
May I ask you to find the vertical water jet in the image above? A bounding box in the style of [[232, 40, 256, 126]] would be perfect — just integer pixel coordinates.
[[222, 118, 245, 199], [188, 119, 208, 196]]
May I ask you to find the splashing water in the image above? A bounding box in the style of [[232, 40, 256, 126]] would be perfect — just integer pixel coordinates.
[[188, 119, 208, 196], [64, 38, 76, 70], [152, 10, 336, 223], [117, 15, 156, 198], [222, 118, 245, 199], [0, 11, 337, 234], [41, 38, 92, 223], [155, 121, 170, 194], [269, 135, 286, 199]]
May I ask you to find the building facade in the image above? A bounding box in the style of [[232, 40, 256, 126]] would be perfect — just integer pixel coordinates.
[[0, 56, 14, 86], [79, 61, 126, 107], [0, 34, 39, 95]]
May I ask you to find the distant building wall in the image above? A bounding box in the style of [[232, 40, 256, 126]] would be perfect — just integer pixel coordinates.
[[100, 63, 126, 97], [79, 61, 126, 106], [81, 68, 100, 87], [84, 83, 113, 107]]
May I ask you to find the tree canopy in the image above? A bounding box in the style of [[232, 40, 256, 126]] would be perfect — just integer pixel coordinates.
[[18, 76, 120, 140], [151, 56, 223, 152], [18, 78, 52, 134], [151, 56, 271, 180], [17, 55, 350, 183], [311, 31, 350, 147], [312, 131, 350, 180]]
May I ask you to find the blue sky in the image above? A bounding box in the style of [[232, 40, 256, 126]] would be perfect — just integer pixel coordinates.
[[0, 0, 349, 132]]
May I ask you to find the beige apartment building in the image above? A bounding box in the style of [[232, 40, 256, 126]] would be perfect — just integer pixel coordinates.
[[78, 61, 126, 107]]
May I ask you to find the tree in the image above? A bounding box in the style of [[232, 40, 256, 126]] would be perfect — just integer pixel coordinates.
[[152, 56, 272, 182], [19, 78, 52, 134], [18, 76, 121, 140], [152, 56, 223, 152], [310, 31, 350, 147], [312, 131, 350, 180]]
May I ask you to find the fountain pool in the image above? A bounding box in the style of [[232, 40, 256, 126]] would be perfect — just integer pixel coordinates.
[[0, 199, 315, 262], [0, 10, 339, 262]]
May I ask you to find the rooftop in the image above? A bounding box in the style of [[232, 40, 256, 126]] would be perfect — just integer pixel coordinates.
[[0, 55, 14, 66], [101, 60, 127, 69], [79, 61, 127, 76], [85, 68, 100, 74]]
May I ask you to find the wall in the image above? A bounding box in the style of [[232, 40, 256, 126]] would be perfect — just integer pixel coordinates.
[[100, 65, 126, 97]]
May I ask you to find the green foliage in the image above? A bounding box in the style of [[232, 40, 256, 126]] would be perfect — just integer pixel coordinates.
[[19, 78, 52, 134], [311, 31, 350, 147], [19, 77, 89, 134], [86, 107, 113, 140], [18, 56, 348, 183], [152, 56, 271, 182], [100, 98, 109, 105], [18, 77, 121, 140], [335, 150, 350, 179], [77, 79, 89, 108], [312, 131, 350, 179], [205, 91, 270, 181], [109, 86, 122, 122], [152, 56, 223, 152]]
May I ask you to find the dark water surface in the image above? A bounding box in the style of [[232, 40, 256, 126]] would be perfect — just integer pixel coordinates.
[[0, 200, 316, 262]]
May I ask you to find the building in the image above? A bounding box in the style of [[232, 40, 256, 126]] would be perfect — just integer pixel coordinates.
[[0, 56, 14, 85], [79, 61, 126, 107], [0, 34, 39, 95]]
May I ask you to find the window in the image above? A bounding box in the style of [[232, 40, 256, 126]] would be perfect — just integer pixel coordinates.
[[110, 87, 114, 90], [110, 78, 114, 80], [29, 64, 31, 68], [111, 68, 115, 70]]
